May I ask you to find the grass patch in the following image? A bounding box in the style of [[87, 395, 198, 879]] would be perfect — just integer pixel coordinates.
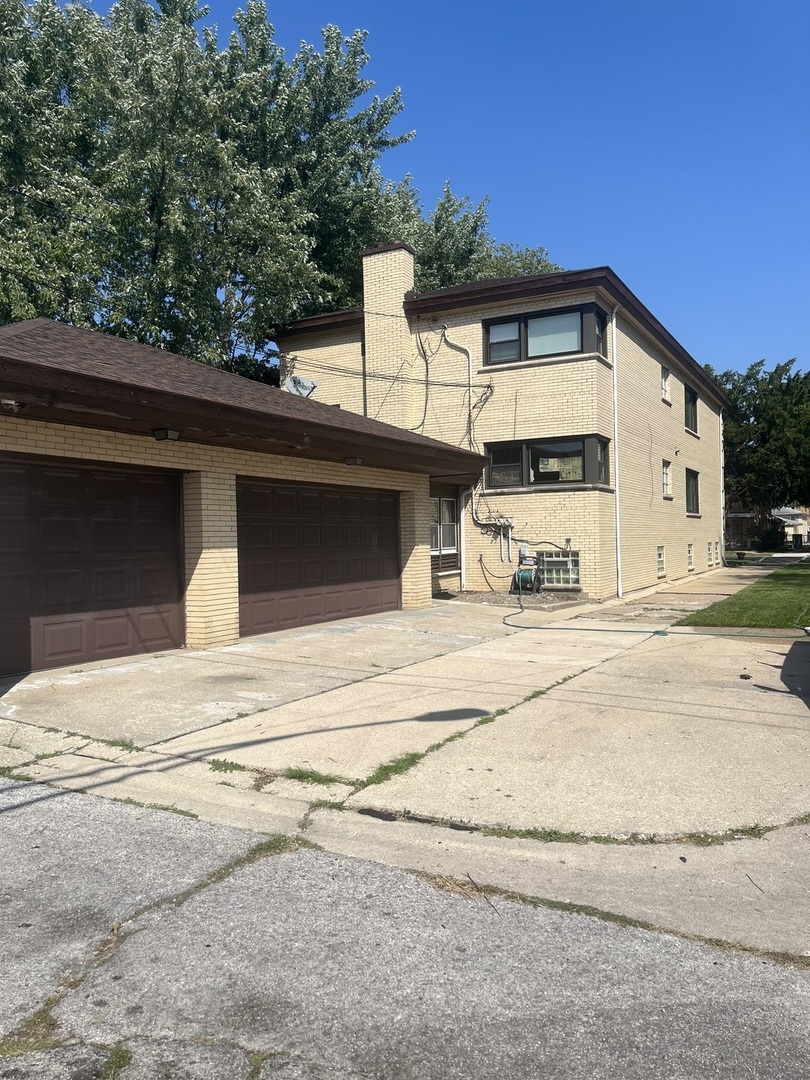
[[677, 561, 810, 628], [356, 751, 424, 790], [282, 766, 351, 786], [0, 766, 33, 782], [101, 1044, 133, 1078], [95, 737, 141, 753], [208, 758, 247, 773], [0, 996, 61, 1057]]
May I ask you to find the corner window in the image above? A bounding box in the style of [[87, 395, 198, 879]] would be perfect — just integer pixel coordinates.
[[430, 498, 457, 554], [686, 469, 700, 514], [537, 550, 580, 588], [685, 386, 698, 433], [485, 304, 606, 365], [487, 437, 610, 488], [657, 545, 666, 578], [662, 460, 672, 497]]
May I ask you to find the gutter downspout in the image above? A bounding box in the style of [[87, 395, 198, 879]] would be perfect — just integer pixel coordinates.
[[719, 409, 726, 564], [611, 305, 623, 598]]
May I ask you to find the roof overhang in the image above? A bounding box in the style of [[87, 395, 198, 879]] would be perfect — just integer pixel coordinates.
[[0, 320, 487, 485]]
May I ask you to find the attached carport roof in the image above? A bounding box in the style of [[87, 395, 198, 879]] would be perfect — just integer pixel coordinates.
[[0, 319, 486, 484]]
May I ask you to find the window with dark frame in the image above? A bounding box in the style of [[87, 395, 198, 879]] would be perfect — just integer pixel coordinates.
[[686, 469, 700, 514], [487, 437, 610, 489], [485, 305, 607, 366], [685, 386, 698, 433]]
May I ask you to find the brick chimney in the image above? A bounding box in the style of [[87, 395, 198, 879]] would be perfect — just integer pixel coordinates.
[[361, 243, 416, 429]]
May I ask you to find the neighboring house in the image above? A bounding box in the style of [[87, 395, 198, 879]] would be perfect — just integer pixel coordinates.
[[0, 318, 484, 678], [725, 505, 808, 549], [275, 243, 730, 600], [773, 507, 808, 546]]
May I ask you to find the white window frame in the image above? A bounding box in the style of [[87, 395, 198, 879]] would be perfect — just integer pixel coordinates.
[[536, 550, 580, 589], [661, 366, 671, 403], [430, 497, 458, 555], [687, 543, 695, 570], [662, 460, 672, 498], [657, 545, 666, 578], [715, 541, 720, 564], [707, 541, 713, 565]]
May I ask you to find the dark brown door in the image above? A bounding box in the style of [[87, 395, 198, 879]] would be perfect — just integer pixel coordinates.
[[0, 456, 183, 677], [237, 480, 400, 636]]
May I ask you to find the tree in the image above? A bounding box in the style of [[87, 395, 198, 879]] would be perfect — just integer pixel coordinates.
[[0, 0, 560, 374], [707, 359, 810, 530]]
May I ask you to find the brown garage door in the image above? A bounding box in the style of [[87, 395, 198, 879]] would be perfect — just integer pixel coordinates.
[[0, 456, 183, 678], [238, 480, 400, 636]]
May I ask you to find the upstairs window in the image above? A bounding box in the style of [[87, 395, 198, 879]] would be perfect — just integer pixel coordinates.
[[686, 469, 700, 514], [485, 304, 606, 365], [487, 437, 609, 488], [685, 386, 698, 433], [661, 366, 671, 402]]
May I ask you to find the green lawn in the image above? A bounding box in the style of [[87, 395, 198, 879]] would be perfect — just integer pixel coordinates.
[[677, 561, 810, 628]]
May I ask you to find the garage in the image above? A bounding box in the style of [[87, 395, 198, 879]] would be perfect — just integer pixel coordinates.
[[238, 479, 399, 635], [0, 455, 183, 678]]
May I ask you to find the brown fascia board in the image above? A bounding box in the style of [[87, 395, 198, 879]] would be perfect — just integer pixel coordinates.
[[403, 268, 731, 409], [0, 319, 486, 480], [273, 308, 363, 342]]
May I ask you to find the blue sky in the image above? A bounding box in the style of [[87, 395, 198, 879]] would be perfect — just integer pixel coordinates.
[[204, 0, 808, 375]]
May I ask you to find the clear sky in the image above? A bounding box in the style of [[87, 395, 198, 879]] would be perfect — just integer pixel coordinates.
[[204, 0, 809, 375]]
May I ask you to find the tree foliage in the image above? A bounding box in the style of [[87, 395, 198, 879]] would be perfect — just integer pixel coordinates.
[[707, 359, 810, 523], [0, 0, 560, 372]]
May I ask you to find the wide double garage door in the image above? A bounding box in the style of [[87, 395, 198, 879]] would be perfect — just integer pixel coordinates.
[[0, 460, 401, 677], [238, 480, 400, 636], [0, 456, 184, 678]]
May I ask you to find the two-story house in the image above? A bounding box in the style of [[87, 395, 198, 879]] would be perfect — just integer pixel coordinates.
[[275, 243, 730, 602]]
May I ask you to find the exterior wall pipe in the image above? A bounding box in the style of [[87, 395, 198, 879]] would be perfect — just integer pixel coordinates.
[[611, 305, 624, 598], [441, 326, 473, 450], [719, 409, 726, 563]]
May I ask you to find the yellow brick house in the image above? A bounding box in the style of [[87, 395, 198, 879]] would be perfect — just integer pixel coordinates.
[[275, 243, 730, 602]]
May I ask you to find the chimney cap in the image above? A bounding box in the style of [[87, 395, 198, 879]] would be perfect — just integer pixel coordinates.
[[361, 241, 415, 258]]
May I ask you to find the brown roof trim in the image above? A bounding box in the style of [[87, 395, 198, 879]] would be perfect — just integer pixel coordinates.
[[0, 319, 486, 481], [274, 307, 363, 342], [403, 267, 731, 409]]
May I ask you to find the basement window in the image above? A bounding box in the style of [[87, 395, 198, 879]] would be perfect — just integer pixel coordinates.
[[536, 550, 580, 588]]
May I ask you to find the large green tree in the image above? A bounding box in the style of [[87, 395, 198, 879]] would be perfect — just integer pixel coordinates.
[[0, 0, 559, 372], [707, 359, 810, 526]]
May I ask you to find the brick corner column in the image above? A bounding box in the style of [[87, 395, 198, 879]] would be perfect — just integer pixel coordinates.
[[183, 471, 240, 648]]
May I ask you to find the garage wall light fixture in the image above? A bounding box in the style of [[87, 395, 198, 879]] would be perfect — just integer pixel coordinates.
[[344, 456, 363, 466], [152, 428, 181, 442]]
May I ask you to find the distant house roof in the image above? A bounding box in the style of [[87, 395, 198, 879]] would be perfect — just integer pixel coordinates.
[[0, 319, 487, 483], [276, 266, 731, 410]]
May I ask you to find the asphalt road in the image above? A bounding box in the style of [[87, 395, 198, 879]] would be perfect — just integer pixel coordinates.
[[2, 780, 808, 1080]]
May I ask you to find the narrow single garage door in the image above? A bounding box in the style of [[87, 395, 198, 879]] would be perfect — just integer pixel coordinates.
[[0, 456, 183, 678], [237, 480, 400, 636]]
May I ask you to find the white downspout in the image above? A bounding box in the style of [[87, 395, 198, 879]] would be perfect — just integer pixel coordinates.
[[719, 409, 726, 564], [459, 489, 467, 590], [611, 305, 623, 598], [441, 326, 473, 451]]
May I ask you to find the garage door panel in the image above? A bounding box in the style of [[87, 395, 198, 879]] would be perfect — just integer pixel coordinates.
[[0, 456, 183, 677], [1, 518, 30, 555], [238, 480, 400, 637]]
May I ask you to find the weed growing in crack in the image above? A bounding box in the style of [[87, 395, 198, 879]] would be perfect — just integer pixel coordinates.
[[283, 766, 352, 786], [0, 766, 33, 782], [209, 758, 247, 773], [0, 995, 61, 1057]]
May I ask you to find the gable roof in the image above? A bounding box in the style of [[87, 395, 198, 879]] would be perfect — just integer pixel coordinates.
[[0, 319, 486, 482]]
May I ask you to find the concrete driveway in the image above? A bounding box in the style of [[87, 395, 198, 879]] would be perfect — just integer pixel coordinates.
[[2, 563, 809, 955]]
